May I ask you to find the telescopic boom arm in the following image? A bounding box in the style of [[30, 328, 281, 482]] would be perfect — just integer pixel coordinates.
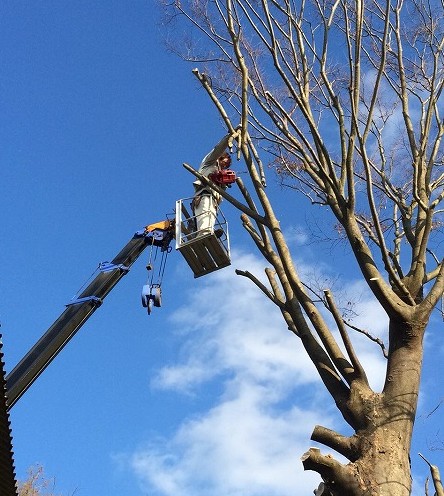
[[5, 221, 174, 410]]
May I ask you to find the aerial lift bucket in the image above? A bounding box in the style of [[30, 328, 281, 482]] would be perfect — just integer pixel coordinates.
[[175, 197, 231, 278]]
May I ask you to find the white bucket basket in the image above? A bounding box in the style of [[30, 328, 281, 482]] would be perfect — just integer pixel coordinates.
[[175, 197, 231, 278]]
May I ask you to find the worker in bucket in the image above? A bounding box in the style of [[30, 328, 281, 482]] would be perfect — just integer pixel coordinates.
[[192, 129, 240, 236]]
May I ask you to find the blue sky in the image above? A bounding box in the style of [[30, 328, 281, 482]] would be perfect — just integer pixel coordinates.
[[1, 2, 443, 495]]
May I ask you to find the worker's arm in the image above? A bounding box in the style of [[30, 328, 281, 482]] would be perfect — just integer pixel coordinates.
[[200, 130, 240, 169]]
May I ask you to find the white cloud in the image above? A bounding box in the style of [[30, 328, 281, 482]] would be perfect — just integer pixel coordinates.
[[152, 251, 318, 394], [127, 249, 389, 496], [131, 395, 324, 496]]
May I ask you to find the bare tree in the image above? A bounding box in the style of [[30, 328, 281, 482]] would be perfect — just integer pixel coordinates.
[[17, 465, 65, 496], [161, 0, 444, 494]]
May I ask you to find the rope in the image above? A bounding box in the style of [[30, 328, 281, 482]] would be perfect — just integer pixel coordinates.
[[146, 240, 159, 287], [158, 248, 170, 286], [145, 240, 171, 293]]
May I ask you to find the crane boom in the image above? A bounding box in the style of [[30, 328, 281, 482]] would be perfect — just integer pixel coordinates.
[[5, 221, 174, 410]]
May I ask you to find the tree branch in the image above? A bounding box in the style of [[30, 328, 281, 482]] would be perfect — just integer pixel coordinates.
[[419, 453, 444, 496], [235, 268, 284, 307], [301, 447, 359, 493], [311, 425, 360, 462], [182, 162, 270, 227], [324, 289, 369, 387]]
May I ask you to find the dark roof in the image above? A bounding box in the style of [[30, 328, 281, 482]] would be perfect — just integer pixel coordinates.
[[0, 337, 18, 496]]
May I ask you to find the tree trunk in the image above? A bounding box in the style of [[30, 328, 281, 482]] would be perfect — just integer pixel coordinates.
[[304, 317, 425, 496], [350, 426, 412, 495]]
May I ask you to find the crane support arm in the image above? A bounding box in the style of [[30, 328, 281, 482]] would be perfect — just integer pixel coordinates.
[[5, 221, 174, 410]]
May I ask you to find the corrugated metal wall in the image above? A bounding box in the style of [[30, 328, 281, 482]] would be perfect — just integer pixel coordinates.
[[0, 337, 18, 496]]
